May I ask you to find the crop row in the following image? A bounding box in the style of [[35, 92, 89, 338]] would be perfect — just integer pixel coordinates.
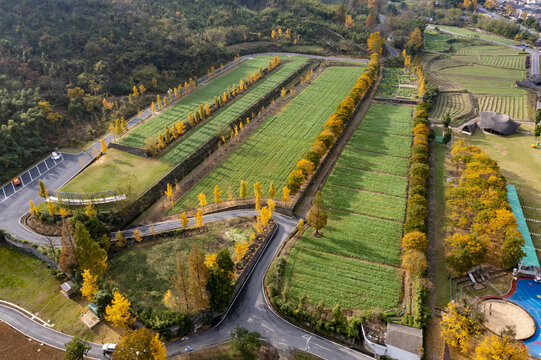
[[298, 208, 403, 266], [326, 166, 407, 198], [477, 94, 529, 121], [480, 55, 525, 70], [160, 57, 309, 164], [170, 66, 366, 212], [284, 247, 402, 310], [359, 103, 413, 136], [348, 129, 412, 158], [120, 56, 274, 148], [430, 92, 473, 121], [336, 148, 409, 177]]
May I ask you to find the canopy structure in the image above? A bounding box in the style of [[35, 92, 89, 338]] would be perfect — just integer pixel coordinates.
[[479, 112, 520, 136], [507, 185, 539, 268], [459, 121, 477, 135]]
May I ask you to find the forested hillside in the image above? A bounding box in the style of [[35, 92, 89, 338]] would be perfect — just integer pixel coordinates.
[[0, 0, 372, 183]]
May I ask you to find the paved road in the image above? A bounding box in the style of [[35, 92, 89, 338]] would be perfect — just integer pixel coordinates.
[[0, 210, 373, 360], [0, 52, 369, 245], [0, 303, 106, 359]]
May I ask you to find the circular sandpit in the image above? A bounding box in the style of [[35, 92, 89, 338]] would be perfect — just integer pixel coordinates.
[[478, 299, 536, 340]]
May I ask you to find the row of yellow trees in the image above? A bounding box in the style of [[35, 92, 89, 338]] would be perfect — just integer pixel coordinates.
[[286, 48, 381, 195], [144, 57, 279, 156]]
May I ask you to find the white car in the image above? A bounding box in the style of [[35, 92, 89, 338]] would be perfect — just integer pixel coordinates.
[[51, 152, 61, 160], [102, 343, 116, 354]]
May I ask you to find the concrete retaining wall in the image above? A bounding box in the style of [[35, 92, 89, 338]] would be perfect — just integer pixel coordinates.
[[118, 61, 314, 226]]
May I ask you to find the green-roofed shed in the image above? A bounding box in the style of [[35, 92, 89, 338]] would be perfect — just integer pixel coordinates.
[[507, 185, 540, 267]]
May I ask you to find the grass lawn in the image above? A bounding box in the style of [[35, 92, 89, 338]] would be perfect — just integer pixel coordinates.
[[62, 148, 172, 197], [456, 127, 541, 261], [282, 103, 411, 311], [106, 218, 254, 313], [169, 66, 366, 213], [0, 246, 119, 343], [433, 139, 451, 308], [119, 56, 277, 148], [160, 56, 309, 164]]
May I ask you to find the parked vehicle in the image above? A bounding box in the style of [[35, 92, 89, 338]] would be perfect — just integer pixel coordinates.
[[51, 152, 61, 160], [12, 177, 21, 186], [102, 343, 116, 354]]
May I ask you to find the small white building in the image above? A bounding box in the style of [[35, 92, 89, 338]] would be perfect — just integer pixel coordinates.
[[385, 323, 423, 360]]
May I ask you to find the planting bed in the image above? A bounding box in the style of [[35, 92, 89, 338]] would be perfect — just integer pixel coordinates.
[[161, 56, 308, 164], [170, 66, 366, 212], [376, 68, 417, 100], [282, 103, 412, 311], [119, 56, 276, 148], [478, 95, 529, 121], [430, 92, 474, 122]]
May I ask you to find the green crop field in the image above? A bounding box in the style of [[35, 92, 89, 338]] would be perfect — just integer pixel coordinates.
[[348, 129, 412, 158], [170, 66, 365, 212], [430, 92, 474, 122], [282, 103, 411, 311], [119, 56, 278, 148], [437, 25, 517, 46], [160, 57, 308, 164], [480, 55, 525, 69], [283, 247, 402, 309], [478, 95, 530, 121]]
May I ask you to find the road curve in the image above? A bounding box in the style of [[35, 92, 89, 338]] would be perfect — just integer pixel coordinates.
[[0, 210, 373, 360], [0, 51, 369, 245]]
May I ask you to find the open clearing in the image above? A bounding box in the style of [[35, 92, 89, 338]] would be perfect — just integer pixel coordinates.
[[170, 65, 366, 213], [107, 218, 253, 313], [0, 321, 63, 360], [160, 57, 308, 164], [119, 56, 277, 148], [62, 148, 172, 196], [0, 246, 118, 343], [282, 103, 411, 310]]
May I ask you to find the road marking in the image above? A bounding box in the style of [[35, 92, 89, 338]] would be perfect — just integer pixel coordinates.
[[43, 160, 49, 171], [314, 343, 333, 352], [1, 186, 5, 199]]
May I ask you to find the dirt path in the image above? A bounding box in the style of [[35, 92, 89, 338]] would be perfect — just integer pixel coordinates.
[[295, 70, 383, 217], [424, 138, 445, 360]]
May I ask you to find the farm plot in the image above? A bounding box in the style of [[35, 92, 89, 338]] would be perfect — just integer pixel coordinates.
[[480, 55, 526, 70], [348, 130, 412, 158], [282, 103, 411, 311], [119, 56, 276, 148], [437, 25, 517, 46], [376, 68, 417, 100], [170, 66, 365, 212], [430, 92, 474, 122], [477, 95, 529, 121], [160, 57, 308, 164], [283, 247, 402, 310]]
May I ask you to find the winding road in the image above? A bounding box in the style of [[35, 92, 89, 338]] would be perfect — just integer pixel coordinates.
[[0, 52, 377, 359]]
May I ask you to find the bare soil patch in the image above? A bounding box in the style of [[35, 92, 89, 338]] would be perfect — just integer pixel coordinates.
[[0, 320, 64, 360]]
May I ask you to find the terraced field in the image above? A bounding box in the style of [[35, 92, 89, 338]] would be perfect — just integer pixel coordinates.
[[282, 103, 411, 310], [119, 56, 276, 148], [170, 66, 366, 212], [430, 92, 474, 122], [437, 25, 517, 46], [160, 57, 308, 164], [480, 55, 525, 70], [478, 95, 530, 121]]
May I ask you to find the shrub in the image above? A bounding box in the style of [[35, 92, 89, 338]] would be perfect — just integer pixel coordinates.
[[402, 231, 428, 252], [316, 129, 336, 148], [324, 115, 344, 136], [412, 124, 430, 136], [304, 150, 322, 167], [406, 202, 428, 222], [310, 140, 328, 155], [413, 116, 430, 127], [405, 216, 426, 233], [409, 174, 427, 190], [402, 249, 427, 277], [411, 151, 428, 164], [409, 163, 430, 179], [411, 144, 428, 158], [409, 185, 426, 198], [286, 169, 306, 194], [296, 158, 315, 177]]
